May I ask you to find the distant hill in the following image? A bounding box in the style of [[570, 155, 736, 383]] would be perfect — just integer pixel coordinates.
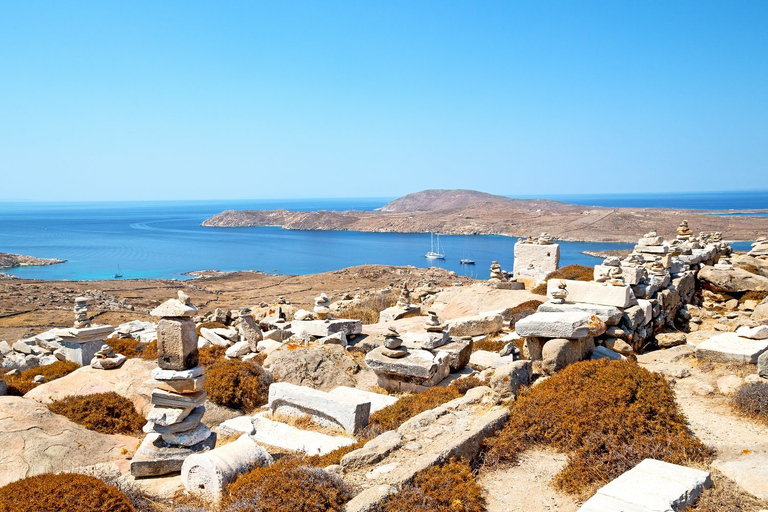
[[378, 189, 567, 212]]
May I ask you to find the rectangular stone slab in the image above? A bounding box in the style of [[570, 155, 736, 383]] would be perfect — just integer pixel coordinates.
[[546, 280, 631, 308], [249, 415, 356, 456], [515, 312, 606, 339], [151, 389, 207, 408], [157, 318, 199, 370], [537, 302, 623, 326], [327, 386, 398, 414], [365, 348, 438, 379], [268, 382, 371, 434], [291, 319, 362, 338], [152, 374, 207, 394], [695, 333, 768, 363], [580, 458, 711, 512]]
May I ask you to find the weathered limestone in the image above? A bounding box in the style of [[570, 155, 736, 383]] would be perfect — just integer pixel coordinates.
[[365, 347, 450, 393], [537, 302, 623, 326], [237, 309, 263, 351], [181, 434, 273, 502], [341, 430, 403, 469], [759, 351, 768, 379], [516, 312, 606, 339], [436, 340, 472, 370], [736, 325, 768, 340], [655, 332, 687, 348], [591, 345, 625, 361], [513, 240, 560, 285], [73, 296, 91, 329], [579, 459, 711, 512], [546, 280, 632, 308], [291, 319, 362, 339], [248, 415, 356, 456], [268, 382, 372, 434], [149, 298, 197, 318], [489, 360, 531, 398], [698, 266, 768, 293], [130, 433, 216, 477], [90, 344, 127, 370], [326, 386, 398, 414], [156, 318, 198, 371], [695, 333, 768, 364], [444, 312, 504, 337], [468, 350, 517, 370]]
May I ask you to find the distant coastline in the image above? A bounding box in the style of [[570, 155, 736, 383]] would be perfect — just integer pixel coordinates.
[[0, 252, 65, 270]]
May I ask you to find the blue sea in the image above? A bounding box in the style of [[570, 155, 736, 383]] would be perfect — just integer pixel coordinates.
[[1, 191, 765, 281]]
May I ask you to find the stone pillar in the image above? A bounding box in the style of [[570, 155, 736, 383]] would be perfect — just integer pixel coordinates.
[[513, 241, 560, 287], [131, 293, 216, 477], [74, 296, 91, 329]]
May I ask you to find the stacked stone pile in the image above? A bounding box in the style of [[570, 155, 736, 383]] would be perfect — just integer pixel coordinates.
[[73, 296, 90, 329], [750, 237, 768, 257], [131, 293, 216, 477]]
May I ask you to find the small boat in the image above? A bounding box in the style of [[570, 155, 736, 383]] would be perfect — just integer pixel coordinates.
[[460, 259, 475, 265], [425, 233, 445, 259], [113, 264, 123, 279]]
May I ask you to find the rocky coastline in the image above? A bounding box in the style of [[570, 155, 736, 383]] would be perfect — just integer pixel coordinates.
[[0, 253, 65, 270]]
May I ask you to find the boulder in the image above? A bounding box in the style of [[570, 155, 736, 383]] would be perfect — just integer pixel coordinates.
[[602, 337, 633, 356], [695, 333, 768, 364], [656, 332, 687, 348], [489, 360, 531, 399], [268, 382, 371, 434], [0, 396, 137, 487], [340, 430, 403, 469], [541, 338, 594, 375], [698, 266, 768, 293], [758, 350, 768, 379], [444, 312, 504, 337], [753, 299, 768, 324], [546, 280, 632, 308], [263, 344, 364, 391]]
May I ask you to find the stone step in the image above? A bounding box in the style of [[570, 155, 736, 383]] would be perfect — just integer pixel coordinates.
[[695, 333, 768, 363], [579, 459, 711, 512]]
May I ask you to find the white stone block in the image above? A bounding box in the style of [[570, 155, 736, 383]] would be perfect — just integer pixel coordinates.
[[291, 319, 362, 338], [327, 386, 398, 414], [695, 333, 768, 363], [515, 312, 606, 339], [736, 325, 768, 340], [513, 242, 560, 281], [537, 302, 623, 325], [636, 299, 653, 325], [547, 280, 632, 308], [268, 382, 371, 434]]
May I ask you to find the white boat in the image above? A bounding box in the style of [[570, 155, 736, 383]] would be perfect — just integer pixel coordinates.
[[460, 259, 475, 265], [425, 233, 445, 259]]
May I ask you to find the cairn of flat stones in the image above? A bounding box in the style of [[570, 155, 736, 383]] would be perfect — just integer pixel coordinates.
[[489, 261, 504, 281], [314, 293, 332, 320], [425, 311, 443, 332], [396, 282, 412, 308], [90, 344, 126, 370], [381, 328, 406, 358], [750, 236, 768, 257], [549, 280, 568, 304], [131, 292, 216, 477], [536, 232, 554, 244], [74, 296, 91, 329], [677, 219, 694, 240]]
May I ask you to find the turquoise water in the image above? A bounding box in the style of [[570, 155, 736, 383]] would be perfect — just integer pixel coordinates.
[[0, 192, 763, 281]]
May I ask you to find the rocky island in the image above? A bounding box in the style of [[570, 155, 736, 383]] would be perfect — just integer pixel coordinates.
[[202, 189, 768, 243], [0, 253, 65, 271]]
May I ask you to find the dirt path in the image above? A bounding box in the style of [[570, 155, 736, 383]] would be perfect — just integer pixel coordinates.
[[478, 449, 579, 512]]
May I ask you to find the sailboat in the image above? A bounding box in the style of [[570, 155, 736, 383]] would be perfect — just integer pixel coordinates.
[[425, 233, 445, 259], [112, 264, 123, 279]]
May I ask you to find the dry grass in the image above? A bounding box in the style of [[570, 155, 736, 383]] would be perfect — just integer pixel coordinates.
[[368, 386, 461, 432], [378, 458, 485, 512], [205, 360, 273, 412], [198, 344, 227, 366], [731, 382, 768, 426], [3, 360, 80, 396], [306, 438, 369, 468], [47, 391, 145, 435], [482, 359, 713, 496], [139, 339, 158, 361], [337, 294, 397, 324], [508, 299, 543, 328], [531, 264, 594, 295], [0, 473, 134, 512], [740, 290, 768, 304], [271, 412, 347, 436], [105, 337, 152, 359], [472, 338, 507, 353], [222, 457, 352, 512]]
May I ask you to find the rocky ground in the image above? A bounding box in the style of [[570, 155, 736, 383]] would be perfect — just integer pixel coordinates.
[[0, 252, 65, 270]]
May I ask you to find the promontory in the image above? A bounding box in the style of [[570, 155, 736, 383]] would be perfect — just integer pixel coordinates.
[[201, 189, 768, 243]]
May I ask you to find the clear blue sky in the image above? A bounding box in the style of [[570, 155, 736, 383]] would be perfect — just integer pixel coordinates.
[[1, 1, 766, 201]]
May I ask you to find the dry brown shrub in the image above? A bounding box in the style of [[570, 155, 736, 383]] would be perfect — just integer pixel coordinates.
[[482, 359, 712, 495], [196, 321, 227, 336], [740, 290, 768, 304], [198, 344, 227, 367], [0, 473, 134, 512], [378, 458, 485, 512], [47, 391, 145, 435], [472, 339, 507, 353], [369, 386, 461, 432], [105, 337, 147, 358], [306, 437, 369, 467], [139, 339, 158, 360], [205, 360, 273, 411], [508, 299, 543, 327], [3, 360, 80, 396], [531, 264, 594, 295], [449, 375, 484, 395], [731, 382, 768, 425], [223, 457, 351, 512], [338, 294, 397, 324], [739, 264, 761, 275]]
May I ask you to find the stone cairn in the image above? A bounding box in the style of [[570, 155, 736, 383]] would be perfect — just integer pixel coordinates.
[[549, 280, 568, 304], [314, 293, 331, 320], [90, 344, 126, 370], [750, 237, 768, 257], [537, 232, 554, 244], [381, 327, 406, 358], [131, 292, 216, 477], [489, 261, 504, 282], [74, 296, 91, 329], [396, 282, 412, 308], [677, 220, 694, 240], [425, 311, 443, 332]]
